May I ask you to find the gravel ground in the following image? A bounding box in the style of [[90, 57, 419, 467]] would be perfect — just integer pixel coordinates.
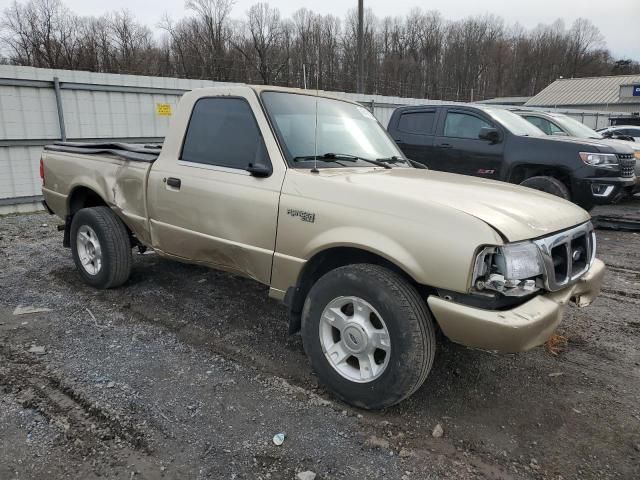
[[1, 198, 639, 480]]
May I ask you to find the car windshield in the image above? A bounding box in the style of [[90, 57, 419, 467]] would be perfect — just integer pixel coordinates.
[[553, 115, 602, 139], [484, 108, 545, 136], [261, 91, 406, 168]]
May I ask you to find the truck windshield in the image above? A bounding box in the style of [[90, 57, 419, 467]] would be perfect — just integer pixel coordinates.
[[484, 108, 545, 137], [261, 91, 406, 169]]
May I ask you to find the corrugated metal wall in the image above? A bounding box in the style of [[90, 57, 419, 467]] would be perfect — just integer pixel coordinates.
[[0, 65, 628, 212]]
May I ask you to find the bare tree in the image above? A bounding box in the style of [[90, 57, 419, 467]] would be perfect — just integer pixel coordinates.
[[2, 0, 638, 97], [234, 3, 287, 84], [567, 18, 605, 77], [108, 10, 153, 73]]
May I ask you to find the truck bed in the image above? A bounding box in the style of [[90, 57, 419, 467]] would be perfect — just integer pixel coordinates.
[[44, 142, 161, 163], [41, 142, 158, 246]]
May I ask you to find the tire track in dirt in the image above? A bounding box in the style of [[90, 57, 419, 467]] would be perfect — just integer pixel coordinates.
[[0, 344, 149, 454]]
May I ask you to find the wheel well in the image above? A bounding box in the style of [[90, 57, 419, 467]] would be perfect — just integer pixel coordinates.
[[508, 165, 571, 191], [68, 186, 108, 215], [284, 247, 428, 334], [64, 187, 126, 249]]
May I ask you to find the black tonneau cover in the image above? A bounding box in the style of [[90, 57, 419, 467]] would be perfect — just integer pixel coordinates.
[[44, 142, 162, 163]]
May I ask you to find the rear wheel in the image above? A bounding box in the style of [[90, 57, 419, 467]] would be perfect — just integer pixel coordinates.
[[519, 176, 570, 200], [301, 264, 436, 410], [70, 207, 132, 289]]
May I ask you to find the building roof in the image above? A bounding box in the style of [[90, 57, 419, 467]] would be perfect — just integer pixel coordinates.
[[525, 74, 640, 107], [476, 96, 531, 105]]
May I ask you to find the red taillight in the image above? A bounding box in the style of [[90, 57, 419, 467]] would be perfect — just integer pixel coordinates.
[[39, 157, 45, 185]]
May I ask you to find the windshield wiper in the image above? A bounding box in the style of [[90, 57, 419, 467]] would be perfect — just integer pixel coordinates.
[[376, 155, 428, 169], [377, 156, 427, 169], [292, 153, 391, 169]]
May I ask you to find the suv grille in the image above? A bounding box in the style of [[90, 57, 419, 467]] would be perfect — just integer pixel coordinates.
[[618, 153, 636, 178], [533, 222, 596, 291]]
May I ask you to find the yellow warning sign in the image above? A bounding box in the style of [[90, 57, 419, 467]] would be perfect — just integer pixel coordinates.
[[156, 103, 172, 116]]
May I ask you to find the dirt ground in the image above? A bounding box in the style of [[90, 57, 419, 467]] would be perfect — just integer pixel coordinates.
[[1, 198, 639, 480]]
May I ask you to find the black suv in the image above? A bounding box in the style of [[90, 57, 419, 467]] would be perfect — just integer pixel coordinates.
[[387, 104, 636, 209]]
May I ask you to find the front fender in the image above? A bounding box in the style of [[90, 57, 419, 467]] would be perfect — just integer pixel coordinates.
[[271, 204, 504, 295], [303, 226, 428, 282]]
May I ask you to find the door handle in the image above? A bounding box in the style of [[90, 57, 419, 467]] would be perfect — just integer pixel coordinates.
[[436, 143, 452, 149], [393, 138, 404, 144], [166, 177, 181, 189]]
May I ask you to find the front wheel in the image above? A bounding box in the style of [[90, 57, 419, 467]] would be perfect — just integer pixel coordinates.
[[519, 176, 570, 200], [70, 207, 132, 289], [301, 264, 436, 409]]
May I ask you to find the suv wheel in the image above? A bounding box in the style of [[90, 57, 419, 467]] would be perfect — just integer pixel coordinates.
[[519, 176, 570, 200], [301, 264, 436, 409], [70, 207, 132, 289]]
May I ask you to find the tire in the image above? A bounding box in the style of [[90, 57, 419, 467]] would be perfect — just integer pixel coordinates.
[[301, 264, 436, 410], [519, 176, 570, 200], [70, 207, 132, 289]]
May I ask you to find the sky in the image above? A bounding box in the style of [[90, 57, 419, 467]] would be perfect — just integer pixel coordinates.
[[62, 0, 640, 60]]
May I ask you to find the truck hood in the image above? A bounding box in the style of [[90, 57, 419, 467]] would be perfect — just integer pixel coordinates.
[[314, 168, 591, 242], [601, 138, 640, 152], [531, 135, 634, 154]]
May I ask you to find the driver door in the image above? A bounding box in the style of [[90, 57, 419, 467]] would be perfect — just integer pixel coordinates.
[[147, 93, 285, 285], [433, 109, 504, 179]]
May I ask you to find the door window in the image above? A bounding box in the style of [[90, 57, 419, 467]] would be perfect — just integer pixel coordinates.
[[523, 116, 549, 134], [398, 111, 436, 134], [181, 98, 266, 169], [547, 121, 566, 135], [523, 116, 564, 135], [443, 112, 492, 139], [621, 128, 640, 136]]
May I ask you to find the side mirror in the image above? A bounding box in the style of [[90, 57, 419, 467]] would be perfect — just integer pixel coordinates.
[[478, 127, 500, 143], [247, 138, 272, 177], [246, 163, 272, 177]]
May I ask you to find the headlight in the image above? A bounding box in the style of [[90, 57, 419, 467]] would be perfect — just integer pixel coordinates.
[[471, 242, 543, 297], [579, 152, 618, 166]]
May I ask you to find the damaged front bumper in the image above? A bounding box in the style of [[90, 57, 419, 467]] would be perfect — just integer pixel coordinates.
[[427, 258, 606, 353]]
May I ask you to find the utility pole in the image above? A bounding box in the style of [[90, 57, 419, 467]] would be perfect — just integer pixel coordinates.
[[357, 0, 364, 93], [302, 63, 307, 89]]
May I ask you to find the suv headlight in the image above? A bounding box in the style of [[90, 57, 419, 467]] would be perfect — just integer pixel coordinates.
[[471, 242, 544, 297], [579, 152, 618, 166]]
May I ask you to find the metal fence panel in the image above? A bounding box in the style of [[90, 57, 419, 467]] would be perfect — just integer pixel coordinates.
[[0, 85, 60, 140], [0, 145, 43, 199], [61, 90, 180, 139]]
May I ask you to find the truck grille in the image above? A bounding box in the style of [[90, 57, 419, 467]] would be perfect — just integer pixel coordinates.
[[533, 222, 596, 291], [618, 153, 636, 178]]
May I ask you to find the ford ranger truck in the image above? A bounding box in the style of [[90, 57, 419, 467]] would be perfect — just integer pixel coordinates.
[[40, 86, 605, 409]]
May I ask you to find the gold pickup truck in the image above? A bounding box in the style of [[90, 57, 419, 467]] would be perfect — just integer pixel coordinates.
[[41, 86, 605, 409]]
